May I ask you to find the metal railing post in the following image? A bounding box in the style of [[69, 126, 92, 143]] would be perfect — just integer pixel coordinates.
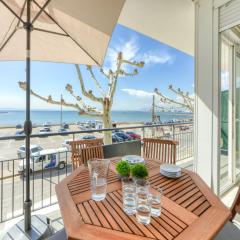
[[173, 125, 175, 140]]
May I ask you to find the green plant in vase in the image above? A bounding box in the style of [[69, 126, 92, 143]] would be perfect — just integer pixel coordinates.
[[116, 160, 131, 178], [131, 163, 148, 180]]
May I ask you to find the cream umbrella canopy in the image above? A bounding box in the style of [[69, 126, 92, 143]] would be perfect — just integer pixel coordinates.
[[0, 0, 125, 236]]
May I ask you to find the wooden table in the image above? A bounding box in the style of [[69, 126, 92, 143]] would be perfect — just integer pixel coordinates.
[[56, 158, 231, 240]]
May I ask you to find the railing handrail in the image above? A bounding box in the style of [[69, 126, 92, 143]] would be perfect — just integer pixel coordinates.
[[0, 121, 193, 140]]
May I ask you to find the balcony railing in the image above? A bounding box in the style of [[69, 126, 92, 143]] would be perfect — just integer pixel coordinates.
[[0, 122, 193, 222]]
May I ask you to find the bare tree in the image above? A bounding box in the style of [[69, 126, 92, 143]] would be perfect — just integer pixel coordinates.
[[19, 52, 144, 144], [154, 85, 194, 112]]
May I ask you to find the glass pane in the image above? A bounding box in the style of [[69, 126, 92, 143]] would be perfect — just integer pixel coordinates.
[[220, 37, 232, 190], [236, 53, 240, 179]]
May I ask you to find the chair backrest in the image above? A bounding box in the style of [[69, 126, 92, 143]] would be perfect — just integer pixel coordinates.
[[70, 138, 104, 170], [230, 186, 240, 221], [142, 138, 178, 164]]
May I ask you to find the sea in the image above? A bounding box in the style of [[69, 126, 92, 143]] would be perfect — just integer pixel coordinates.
[[0, 110, 193, 126]]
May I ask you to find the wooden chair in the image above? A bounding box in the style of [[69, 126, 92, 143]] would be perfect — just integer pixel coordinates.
[[142, 138, 178, 164], [230, 186, 240, 221], [70, 138, 104, 170], [215, 186, 240, 240]]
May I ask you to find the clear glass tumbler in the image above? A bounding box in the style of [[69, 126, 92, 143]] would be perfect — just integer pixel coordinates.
[[136, 193, 152, 225], [150, 188, 162, 217], [88, 159, 110, 201], [122, 178, 136, 215], [135, 179, 150, 197]]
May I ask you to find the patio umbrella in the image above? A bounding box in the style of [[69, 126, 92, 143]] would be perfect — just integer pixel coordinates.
[[0, 0, 125, 237]]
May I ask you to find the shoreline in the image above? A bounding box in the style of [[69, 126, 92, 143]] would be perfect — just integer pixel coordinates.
[[0, 119, 193, 130], [0, 121, 145, 129]]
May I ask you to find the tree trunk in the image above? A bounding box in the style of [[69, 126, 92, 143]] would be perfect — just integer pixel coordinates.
[[102, 99, 112, 144]]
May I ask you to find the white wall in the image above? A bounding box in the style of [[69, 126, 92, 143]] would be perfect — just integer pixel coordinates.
[[195, 0, 220, 193]]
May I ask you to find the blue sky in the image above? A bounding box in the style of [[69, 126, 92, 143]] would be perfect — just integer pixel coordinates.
[[0, 24, 194, 111]]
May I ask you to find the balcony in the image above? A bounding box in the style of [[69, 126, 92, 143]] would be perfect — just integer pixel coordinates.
[[0, 122, 193, 224]]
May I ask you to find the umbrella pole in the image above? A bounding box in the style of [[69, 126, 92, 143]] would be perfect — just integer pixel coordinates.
[[23, 0, 32, 231], [3, 1, 52, 238]]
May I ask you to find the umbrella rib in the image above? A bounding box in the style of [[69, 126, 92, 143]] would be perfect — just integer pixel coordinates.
[[31, 0, 100, 66], [0, 0, 26, 51], [17, 0, 27, 27], [33, 27, 68, 37], [31, 0, 52, 25], [0, 0, 25, 25], [0, 28, 17, 52]]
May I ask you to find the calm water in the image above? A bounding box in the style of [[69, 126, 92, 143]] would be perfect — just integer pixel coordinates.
[[0, 110, 192, 126]]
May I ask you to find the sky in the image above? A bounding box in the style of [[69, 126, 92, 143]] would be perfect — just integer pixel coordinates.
[[0, 24, 194, 111]]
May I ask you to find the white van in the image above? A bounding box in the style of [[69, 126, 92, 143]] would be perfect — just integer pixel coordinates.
[[62, 138, 81, 150], [18, 147, 68, 173]]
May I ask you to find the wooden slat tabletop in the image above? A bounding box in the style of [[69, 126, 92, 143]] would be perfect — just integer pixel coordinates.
[[56, 157, 231, 240]]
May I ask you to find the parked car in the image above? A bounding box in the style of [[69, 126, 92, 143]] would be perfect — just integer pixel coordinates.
[[82, 135, 96, 140], [63, 123, 69, 129], [86, 120, 96, 128], [18, 147, 68, 173], [43, 122, 51, 127], [17, 144, 43, 159], [79, 125, 87, 130], [126, 131, 141, 140], [16, 124, 22, 129], [15, 130, 25, 139], [114, 132, 133, 141], [58, 128, 68, 134], [39, 127, 51, 134], [180, 126, 189, 131], [112, 134, 124, 143]]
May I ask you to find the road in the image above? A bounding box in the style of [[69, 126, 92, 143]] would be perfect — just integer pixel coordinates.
[[0, 164, 72, 222]]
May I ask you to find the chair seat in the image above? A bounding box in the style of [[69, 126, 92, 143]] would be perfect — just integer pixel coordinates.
[[48, 229, 67, 240], [214, 221, 240, 240]]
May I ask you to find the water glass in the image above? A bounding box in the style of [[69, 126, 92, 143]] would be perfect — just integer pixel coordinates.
[[122, 178, 136, 215], [150, 188, 162, 217], [136, 194, 152, 225], [88, 158, 110, 201], [135, 179, 150, 197]]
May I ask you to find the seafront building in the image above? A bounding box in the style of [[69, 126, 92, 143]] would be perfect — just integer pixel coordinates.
[[0, 0, 240, 239]]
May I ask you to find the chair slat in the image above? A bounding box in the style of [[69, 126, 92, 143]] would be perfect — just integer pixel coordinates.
[[143, 138, 179, 164], [70, 139, 104, 170]]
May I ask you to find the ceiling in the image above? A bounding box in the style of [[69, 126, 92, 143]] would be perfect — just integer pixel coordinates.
[[118, 0, 195, 56]]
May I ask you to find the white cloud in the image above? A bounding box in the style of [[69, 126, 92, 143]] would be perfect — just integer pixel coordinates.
[[121, 88, 153, 98], [106, 38, 139, 70], [105, 37, 174, 70], [140, 51, 174, 65]]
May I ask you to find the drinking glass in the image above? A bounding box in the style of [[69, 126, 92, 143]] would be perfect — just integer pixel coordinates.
[[135, 179, 150, 197], [150, 188, 162, 217], [122, 178, 136, 215], [136, 193, 152, 225], [87, 158, 110, 201]]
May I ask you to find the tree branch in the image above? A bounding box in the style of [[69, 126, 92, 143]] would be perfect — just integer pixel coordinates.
[[75, 64, 104, 104], [100, 68, 110, 79], [154, 88, 193, 112], [168, 85, 194, 112], [18, 81, 103, 116], [108, 52, 145, 105], [86, 65, 106, 97]]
